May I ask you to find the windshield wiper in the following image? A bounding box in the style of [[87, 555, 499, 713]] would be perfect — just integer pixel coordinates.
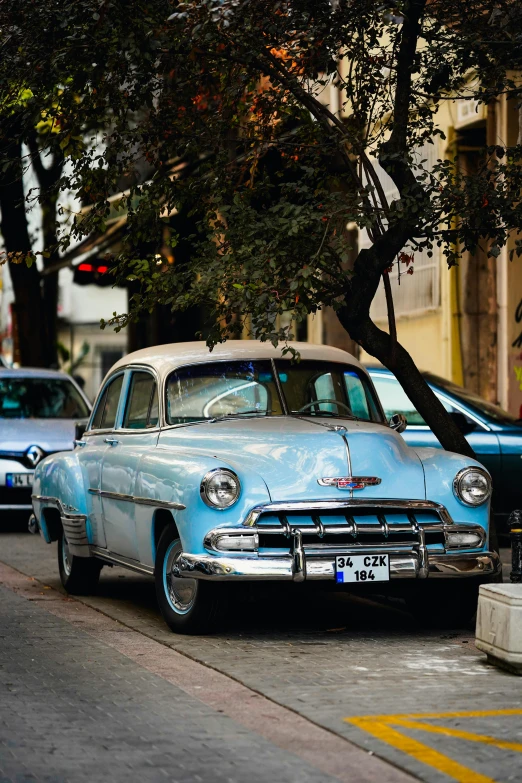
[[212, 410, 272, 421], [169, 411, 271, 429], [290, 410, 359, 421]]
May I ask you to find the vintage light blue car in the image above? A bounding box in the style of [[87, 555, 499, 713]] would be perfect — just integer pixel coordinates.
[[31, 341, 501, 633]]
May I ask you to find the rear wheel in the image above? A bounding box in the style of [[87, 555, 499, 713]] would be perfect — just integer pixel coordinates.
[[57, 529, 102, 595], [155, 526, 223, 634]]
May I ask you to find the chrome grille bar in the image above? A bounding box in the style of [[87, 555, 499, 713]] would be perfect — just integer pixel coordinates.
[[243, 498, 453, 527], [254, 508, 442, 571]]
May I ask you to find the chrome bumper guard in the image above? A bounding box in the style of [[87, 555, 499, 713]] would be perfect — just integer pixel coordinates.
[[174, 499, 501, 582]]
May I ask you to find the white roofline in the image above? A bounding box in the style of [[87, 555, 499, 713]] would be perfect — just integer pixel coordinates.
[[108, 340, 365, 382]]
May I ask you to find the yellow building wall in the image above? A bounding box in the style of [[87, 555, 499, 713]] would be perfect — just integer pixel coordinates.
[[359, 101, 466, 383], [507, 237, 522, 418], [359, 310, 448, 373]]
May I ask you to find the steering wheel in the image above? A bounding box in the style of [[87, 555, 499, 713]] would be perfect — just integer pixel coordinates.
[[297, 398, 352, 415]]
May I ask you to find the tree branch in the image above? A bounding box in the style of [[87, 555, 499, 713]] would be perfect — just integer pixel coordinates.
[[380, 0, 427, 196]]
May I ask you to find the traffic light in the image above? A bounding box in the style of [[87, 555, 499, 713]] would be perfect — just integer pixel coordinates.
[[73, 260, 113, 287]]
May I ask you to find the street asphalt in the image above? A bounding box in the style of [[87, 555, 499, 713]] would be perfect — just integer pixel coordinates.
[[1, 526, 521, 783]]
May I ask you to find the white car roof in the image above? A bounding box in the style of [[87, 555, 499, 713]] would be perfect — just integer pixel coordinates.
[[109, 340, 366, 383]]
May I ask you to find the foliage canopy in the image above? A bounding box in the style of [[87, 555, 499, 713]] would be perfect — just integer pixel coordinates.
[[1, 0, 522, 452]]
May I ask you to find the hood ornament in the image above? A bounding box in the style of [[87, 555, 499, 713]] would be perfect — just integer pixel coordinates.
[[318, 477, 381, 491]]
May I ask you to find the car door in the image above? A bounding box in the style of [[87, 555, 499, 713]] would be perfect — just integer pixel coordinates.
[[370, 372, 501, 488], [100, 368, 160, 560], [77, 372, 125, 549]]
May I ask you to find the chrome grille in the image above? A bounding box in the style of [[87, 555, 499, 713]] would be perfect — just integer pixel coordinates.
[[254, 507, 445, 553]]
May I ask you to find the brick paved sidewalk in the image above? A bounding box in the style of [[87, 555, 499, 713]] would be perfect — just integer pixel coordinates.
[[0, 570, 411, 783], [2, 533, 522, 783]]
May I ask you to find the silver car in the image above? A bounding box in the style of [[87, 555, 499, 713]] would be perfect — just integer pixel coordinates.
[[0, 368, 91, 514]]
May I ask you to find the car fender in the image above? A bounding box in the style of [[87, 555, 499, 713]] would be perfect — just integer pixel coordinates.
[[33, 451, 89, 543], [134, 446, 271, 566], [414, 446, 490, 533]]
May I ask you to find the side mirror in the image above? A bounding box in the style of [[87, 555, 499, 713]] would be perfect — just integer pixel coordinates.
[[75, 420, 88, 442], [449, 411, 476, 436], [389, 413, 407, 433]]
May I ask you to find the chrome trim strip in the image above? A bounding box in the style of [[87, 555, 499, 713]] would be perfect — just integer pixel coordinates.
[[342, 434, 353, 498], [31, 495, 84, 518], [242, 499, 453, 527], [0, 504, 33, 510], [87, 488, 185, 510], [89, 546, 155, 575]]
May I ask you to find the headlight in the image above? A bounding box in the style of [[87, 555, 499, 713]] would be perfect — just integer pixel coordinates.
[[453, 467, 491, 506], [200, 468, 241, 509]]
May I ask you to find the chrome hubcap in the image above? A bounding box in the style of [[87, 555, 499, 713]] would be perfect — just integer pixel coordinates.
[[165, 542, 197, 613], [62, 535, 72, 576]]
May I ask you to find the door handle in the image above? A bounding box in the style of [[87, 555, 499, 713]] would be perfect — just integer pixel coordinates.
[[74, 440, 87, 448], [104, 437, 119, 446]]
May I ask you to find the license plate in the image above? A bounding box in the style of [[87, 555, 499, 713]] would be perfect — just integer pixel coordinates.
[[335, 554, 389, 583], [5, 472, 34, 488]]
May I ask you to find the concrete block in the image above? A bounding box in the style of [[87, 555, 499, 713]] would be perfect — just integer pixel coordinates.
[[476, 583, 522, 675]]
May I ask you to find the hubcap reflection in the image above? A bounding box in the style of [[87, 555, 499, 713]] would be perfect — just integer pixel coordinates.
[[62, 535, 72, 576], [164, 542, 197, 613]]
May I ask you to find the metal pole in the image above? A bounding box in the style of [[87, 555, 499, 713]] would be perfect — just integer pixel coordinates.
[[508, 510, 522, 583]]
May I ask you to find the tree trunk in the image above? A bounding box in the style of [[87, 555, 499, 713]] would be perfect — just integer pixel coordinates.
[[337, 310, 476, 459], [41, 190, 60, 367], [0, 135, 48, 367]]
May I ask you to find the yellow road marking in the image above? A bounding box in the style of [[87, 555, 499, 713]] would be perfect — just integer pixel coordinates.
[[391, 718, 522, 754], [348, 718, 494, 783], [344, 710, 522, 783], [353, 709, 522, 721]]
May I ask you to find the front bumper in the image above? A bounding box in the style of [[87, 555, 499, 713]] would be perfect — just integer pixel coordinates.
[[174, 550, 501, 581]]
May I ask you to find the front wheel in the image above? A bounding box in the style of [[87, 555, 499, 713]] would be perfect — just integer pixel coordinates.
[[58, 529, 102, 595], [155, 526, 223, 634]]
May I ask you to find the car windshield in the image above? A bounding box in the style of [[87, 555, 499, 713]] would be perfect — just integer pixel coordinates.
[[0, 377, 89, 419], [423, 373, 522, 426], [166, 360, 383, 425]]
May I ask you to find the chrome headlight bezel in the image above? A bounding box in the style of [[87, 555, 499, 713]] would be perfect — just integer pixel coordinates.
[[453, 467, 491, 507], [200, 468, 241, 510]]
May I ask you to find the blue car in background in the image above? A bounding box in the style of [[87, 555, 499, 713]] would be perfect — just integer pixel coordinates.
[[368, 367, 522, 534]]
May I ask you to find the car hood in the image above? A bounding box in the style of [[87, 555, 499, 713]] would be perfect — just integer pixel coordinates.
[[0, 418, 75, 453], [170, 416, 426, 501]]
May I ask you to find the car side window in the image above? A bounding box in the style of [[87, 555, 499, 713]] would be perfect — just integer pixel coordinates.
[[371, 375, 454, 426], [123, 371, 159, 429], [90, 386, 109, 429], [344, 370, 373, 420], [371, 376, 429, 425], [91, 374, 124, 430]]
